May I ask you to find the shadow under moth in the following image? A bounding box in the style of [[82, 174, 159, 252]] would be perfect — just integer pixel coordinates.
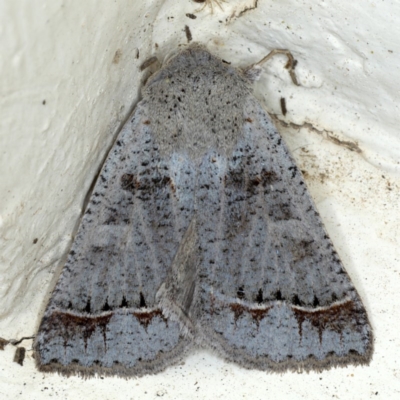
[[35, 44, 373, 377]]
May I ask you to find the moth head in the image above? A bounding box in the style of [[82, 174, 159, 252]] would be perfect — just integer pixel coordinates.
[[241, 65, 263, 83]]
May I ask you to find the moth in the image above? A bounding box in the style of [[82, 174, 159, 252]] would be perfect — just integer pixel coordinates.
[[35, 44, 373, 377]]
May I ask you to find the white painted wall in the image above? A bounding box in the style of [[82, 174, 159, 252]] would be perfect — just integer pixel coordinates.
[[1, 0, 399, 398]]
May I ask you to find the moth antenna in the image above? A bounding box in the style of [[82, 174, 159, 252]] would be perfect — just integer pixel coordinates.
[[243, 49, 299, 86]]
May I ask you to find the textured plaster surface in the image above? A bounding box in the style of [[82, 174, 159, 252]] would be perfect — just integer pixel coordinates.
[[1, 0, 399, 398]]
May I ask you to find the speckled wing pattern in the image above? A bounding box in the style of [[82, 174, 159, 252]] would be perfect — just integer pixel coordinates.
[[191, 96, 372, 371], [35, 44, 372, 376], [34, 98, 195, 377]]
